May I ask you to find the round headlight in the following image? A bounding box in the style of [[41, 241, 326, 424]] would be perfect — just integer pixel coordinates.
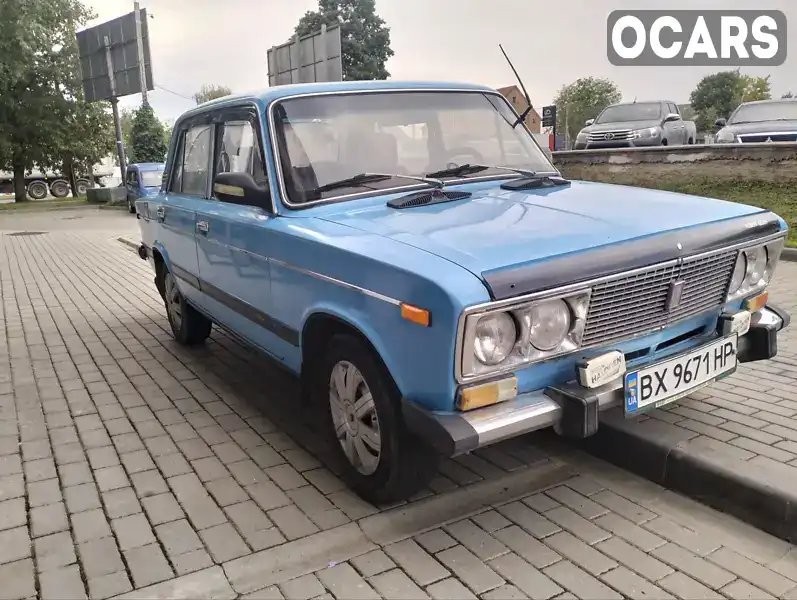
[[746, 246, 767, 284], [474, 313, 517, 366], [528, 299, 572, 351], [729, 252, 747, 294]]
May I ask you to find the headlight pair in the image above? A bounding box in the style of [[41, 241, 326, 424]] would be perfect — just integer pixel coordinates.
[[727, 238, 784, 302], [462, 291, 590, 378]]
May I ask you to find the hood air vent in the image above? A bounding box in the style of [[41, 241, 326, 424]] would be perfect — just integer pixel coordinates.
[[387, 189, 472, 209]]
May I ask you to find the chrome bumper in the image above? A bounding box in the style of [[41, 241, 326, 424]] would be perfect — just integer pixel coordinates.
[[402, 306, 788, 457]]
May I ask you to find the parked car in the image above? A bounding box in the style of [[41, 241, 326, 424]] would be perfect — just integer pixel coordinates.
[[125, 162, 165, 213], [715, 98, 797, 143], [134, 80, 789, 503], [574, 100, 696, 150]]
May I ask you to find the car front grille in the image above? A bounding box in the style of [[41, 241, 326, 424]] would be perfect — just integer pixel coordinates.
[[738, 133, 797, 143], [588, 130, 633, 142], [581, 250, 737, 348]]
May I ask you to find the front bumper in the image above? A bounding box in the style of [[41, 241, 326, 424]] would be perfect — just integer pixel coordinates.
[[403, 305, 789, 457]]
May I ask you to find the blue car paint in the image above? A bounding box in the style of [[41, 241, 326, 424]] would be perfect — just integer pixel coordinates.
[[139, 81, 788, 416]]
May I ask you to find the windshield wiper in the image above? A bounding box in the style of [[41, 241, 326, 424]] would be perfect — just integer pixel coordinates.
[[425, 164, 538, 179], [311, 172, 444, 194]]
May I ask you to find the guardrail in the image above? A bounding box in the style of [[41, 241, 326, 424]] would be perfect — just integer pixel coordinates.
[[550, 142, 797, 185]]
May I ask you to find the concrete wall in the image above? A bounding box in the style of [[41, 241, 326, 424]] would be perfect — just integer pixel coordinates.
[[551, 143, 797, 186]]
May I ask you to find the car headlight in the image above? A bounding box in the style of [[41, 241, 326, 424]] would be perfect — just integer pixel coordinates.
[[460, 290, 591, 379], [473, 313, 516, 366], [726, 237, 784, 302], [716, 129, 735, 143], [576, 131, 587, 142], [527, 300, 571, 351], [632, 127, 659, 139]]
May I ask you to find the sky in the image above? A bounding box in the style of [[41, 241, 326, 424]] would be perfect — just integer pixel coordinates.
[[84, 0, 797, 121]]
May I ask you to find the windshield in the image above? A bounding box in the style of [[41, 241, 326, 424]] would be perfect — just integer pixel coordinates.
[[273, 91, 556, 205], [729, 101, 797, 124], [141, 170, 164, 187], [595, 103, 662, 123]]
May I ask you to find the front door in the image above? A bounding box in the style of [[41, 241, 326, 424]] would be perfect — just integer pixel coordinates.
[[155, 119, 214, 305], [126, 169, 140, 205], [194, 108, 297, 365]]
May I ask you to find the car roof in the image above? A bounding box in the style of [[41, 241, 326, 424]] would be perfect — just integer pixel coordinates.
[[178, 80, 496, 119], [130, 162, 165, 170], [740, 98, 797, 106]]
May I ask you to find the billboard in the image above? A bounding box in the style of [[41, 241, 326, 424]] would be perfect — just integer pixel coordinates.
[[267, 24, 343, 86], [77, 9, 154, 102]]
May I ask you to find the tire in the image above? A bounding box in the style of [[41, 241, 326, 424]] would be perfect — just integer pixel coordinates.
[[128, 197, 136, 214], [50, 180, 70, 198], [27, 181, 48, 200], [316, 334, 438, 504], [162, 270, 212, 345], [661, 139, 668, 146], [76, 179, 91, 196]]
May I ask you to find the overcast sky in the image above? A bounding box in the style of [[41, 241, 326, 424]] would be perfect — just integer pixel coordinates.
[[85, 0, 796, 121]]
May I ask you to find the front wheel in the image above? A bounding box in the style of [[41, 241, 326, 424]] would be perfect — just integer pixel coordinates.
[[162, 270, 212, 345], [318, 335, 438, 504], [128, 197, 136, 214], [27, 181, 48, 200]]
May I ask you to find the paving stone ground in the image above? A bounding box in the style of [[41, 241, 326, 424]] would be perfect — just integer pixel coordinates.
[[1, 208, 797, 599]]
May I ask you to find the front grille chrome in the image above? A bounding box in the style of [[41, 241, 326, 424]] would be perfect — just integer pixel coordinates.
[[588, 130, 633, 142], [581, 250, 737, 347]]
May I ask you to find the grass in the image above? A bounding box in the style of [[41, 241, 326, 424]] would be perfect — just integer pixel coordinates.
[[0, 197, 89, 211], [632, 181, 797, 248]]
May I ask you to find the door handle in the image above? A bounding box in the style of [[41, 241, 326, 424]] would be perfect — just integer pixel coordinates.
[[156, 206, 165, 220], [197, 221, 209, 234]]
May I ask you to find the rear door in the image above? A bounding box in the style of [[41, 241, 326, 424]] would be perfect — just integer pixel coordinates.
[[154, 116, 214, 304]]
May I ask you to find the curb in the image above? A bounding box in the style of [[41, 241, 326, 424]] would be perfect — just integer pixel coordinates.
[[0, 203, 97, 215], [782, 247, 797, 262], [578, 410, 797, 543], [116, 237, 138, 250]]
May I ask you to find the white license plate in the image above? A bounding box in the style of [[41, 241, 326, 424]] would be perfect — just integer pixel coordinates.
[[624, 334, 738, 415]]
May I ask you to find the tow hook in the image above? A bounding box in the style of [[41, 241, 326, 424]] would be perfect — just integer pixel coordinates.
[[138, 244, 149, 260]]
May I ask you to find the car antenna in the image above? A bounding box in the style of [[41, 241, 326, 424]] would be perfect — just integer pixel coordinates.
[[499, 44, 533, 129]]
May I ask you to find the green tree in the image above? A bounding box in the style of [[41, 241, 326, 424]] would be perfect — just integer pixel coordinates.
[[294, 0, 393, 80], [553, 77, 622, 145], [129, 105, 168, 164], [783, 91, 794, 99], [120, 108, 134, 151], [690, 70, 772, 133], [0, 0, 97, 201], [193, 84, 232, 105]]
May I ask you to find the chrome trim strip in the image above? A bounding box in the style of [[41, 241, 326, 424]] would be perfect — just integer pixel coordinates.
[[269, 257, 402, 306], [453, 231, 787, 384], [266, 88, 559, 210], [737, 131, 797, 137]]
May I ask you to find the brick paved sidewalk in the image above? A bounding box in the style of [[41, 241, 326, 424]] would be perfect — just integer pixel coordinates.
[[1, 212, 797, 599]]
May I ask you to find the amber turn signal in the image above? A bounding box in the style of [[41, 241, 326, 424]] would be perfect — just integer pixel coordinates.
[[744, 291, 769, 313], [400, 303, 431, 327], [458, 376, 518, 411]]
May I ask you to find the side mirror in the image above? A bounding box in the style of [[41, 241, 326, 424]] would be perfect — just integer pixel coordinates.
[[664, 113, 681, 123], [585, 119, 595, 126], [714, 118, 727, 128], [213, 171, 271, 210]]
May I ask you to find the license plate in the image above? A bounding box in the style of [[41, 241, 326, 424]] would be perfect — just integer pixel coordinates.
[[624, 334, 738, 416]]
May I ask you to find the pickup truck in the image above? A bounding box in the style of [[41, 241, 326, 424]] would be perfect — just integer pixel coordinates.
[[134, 80, 789, 503], [574, 100, 697, 150]]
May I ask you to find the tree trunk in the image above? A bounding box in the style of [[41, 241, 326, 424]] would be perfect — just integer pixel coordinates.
[[63, 155, 78, 198], [13, 162, 27, 202]]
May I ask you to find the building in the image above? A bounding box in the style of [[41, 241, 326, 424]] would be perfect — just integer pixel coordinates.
[[497, 85, 541, 133]]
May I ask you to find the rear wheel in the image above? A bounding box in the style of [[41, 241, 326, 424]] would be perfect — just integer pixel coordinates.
[[76, 179, 90, 196], [50, 180, 70, 198], [317, 334, 438, 504], [162, 270, 212, 345], [27, 181, 48, 200], [128, 197, 136, 213]]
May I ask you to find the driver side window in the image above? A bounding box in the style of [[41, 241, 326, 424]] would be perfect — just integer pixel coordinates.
[[213, 118, 268, 203]]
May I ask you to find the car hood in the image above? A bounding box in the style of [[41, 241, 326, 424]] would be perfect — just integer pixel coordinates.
[[318, 180, 771, 297], [723, 119, 797, 134], [582, 120, 661, 133]]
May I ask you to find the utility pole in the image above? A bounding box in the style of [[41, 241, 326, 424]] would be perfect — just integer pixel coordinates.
[[105, 35, 127, 182], [134, 1, 148, 106]]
